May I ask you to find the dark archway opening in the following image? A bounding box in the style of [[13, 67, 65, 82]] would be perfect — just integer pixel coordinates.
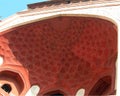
[[44, 90, 65, 96], [50, 93, 64, 96], [89, 76, 112, 95], [1, 84, 12, 93]]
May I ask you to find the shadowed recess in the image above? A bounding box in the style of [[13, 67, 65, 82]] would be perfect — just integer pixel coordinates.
[[89, 76, 112, 95]]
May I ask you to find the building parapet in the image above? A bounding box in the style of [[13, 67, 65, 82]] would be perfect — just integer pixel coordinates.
[[27, 0, 120, 9]]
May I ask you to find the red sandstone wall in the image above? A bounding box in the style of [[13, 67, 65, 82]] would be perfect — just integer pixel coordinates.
[[0, 16, 117, 95]]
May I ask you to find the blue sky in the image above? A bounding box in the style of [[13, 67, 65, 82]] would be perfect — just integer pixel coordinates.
[[0, 0, 46, 20]]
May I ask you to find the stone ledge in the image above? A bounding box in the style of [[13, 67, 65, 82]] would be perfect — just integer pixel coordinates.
[[27, 0, 120, 9]]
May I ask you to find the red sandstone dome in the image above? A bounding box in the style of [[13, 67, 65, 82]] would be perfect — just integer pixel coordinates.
[[0, 0, 118, 96]]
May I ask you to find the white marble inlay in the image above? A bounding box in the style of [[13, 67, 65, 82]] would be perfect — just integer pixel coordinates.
[[0, 56, 3, 66], [25, 85, 40, 96], [76, 88, 85, 96]]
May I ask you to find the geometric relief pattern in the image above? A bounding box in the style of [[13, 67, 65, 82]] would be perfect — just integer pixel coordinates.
[[0, 16, 117, 95]]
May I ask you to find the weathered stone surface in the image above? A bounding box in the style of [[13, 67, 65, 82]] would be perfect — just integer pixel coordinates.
[[0, 16, 117, 95]]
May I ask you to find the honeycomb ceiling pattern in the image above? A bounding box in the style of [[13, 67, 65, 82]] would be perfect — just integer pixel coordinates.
[[0, 16, 117, 95]]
